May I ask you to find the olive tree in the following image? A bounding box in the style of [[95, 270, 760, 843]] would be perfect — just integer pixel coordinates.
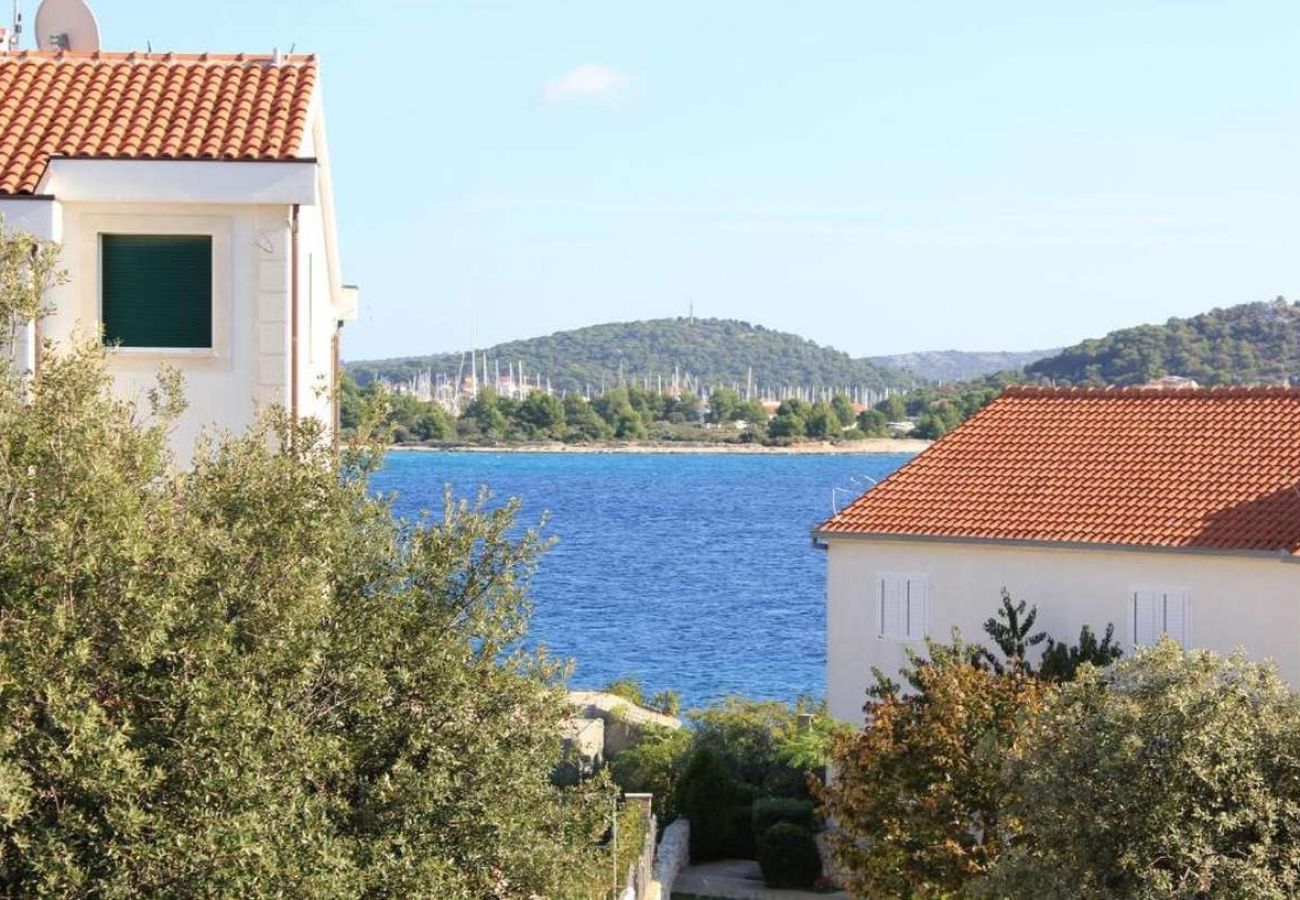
[[0, 315, 619, 894], [982, 641, 1300, 899]]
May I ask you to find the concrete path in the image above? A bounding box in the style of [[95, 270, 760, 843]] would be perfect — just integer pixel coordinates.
[[671, 859, 847, 900]]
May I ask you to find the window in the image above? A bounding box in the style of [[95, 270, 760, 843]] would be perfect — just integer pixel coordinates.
[[1132, 587, 1189, 647], [878, 573, 928, 642], [101, 234, 213, 349]]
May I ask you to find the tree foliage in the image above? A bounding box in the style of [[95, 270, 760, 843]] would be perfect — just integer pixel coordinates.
[[675, 749, 738, 862], [1038, 623, 1122, 683], [0, 224, 62, 348], [756, 822, 822, 890], [983, 641, 1300, 899], [977, 589, 1047, 674], [0, 340, 619, 896], [608, 725, 692, 825], [1026, 296, 1300, 387], [819, 640, 1047, 898]]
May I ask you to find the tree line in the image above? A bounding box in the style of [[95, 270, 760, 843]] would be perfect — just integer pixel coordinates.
[[1026, 296, 1300, 387], [342, 374, 944, 445]]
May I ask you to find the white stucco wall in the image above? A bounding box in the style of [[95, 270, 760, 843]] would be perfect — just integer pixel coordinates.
[[294, 200, 337, 427], [825, 536, 1300, 724], [38, 201, 295, 458], [16, 189, 340, 461]]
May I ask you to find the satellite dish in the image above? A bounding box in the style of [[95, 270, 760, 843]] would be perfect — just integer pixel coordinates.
[[35, 0, 100, 52]]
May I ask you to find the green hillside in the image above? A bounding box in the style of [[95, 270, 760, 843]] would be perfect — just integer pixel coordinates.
[[347, 318, 918, 394], [1025, 298, 1300, 386], [868, 349, 1057, 383]]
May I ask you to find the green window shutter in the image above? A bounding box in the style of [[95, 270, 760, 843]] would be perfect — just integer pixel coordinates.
[[101, 234, 213, 349]]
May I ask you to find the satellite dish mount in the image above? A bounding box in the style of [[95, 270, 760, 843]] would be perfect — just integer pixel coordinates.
[[34, 0, 98, 52]]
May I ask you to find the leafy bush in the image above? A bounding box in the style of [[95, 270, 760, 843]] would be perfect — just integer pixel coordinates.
[[604, 676, 648, 707], [609, 725, 692, 823], [774, 713, 853, 779], [650, 689, 682, 717], [0, 337, 615, 896], [752, 797, 815, 836], [676, 748, 738, 862], [976, 590, 1121, 681], [1038, 623, 1122, 682], [691, 697, 833, 785], [819, 637, 1047, 898], [608, 695, 841, 859], [761, 765, 813, 800], [981, 641, 1300, 898], [976, 589, 1045, 673], [728, 804, 756, 859], [757, 823, 822, 889]]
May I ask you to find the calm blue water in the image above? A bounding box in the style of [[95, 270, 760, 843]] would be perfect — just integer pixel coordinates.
[[371, 451, 912, 710]]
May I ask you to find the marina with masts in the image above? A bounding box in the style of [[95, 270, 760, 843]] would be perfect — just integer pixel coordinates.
[[376, 351, 903, 416]]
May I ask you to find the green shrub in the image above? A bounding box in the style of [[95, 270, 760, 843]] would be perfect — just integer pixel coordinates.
[[676, 748, 738, 862], [604, 677, 648, 707], [819, 637, 1047, 898], [650, 689, 682, 717], [609, 725, 692, 824], [753, 797, 815, 836], [1037, 623, 1122, 682], [690, 698, 793, 784], [757, 823, 822, 889], [728, 804, 756, 859], [981, 641, 1300, 898], [0, 338, 617, 897], [732, 780, 760, 807], [761, 765, 813, 800]]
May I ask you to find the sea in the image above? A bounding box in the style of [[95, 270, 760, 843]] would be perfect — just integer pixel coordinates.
[[370, 450, 914, 711]]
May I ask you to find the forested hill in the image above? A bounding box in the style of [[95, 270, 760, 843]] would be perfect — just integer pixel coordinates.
[[1025, 298, 1300, 387], [869, 349, 1057, 383], [347, 318, 918, 393]]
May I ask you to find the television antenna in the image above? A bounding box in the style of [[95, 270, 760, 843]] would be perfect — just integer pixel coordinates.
[[830, 474, 879, 515], [34, 0, 98, 52], [5, 1, 22, 50]]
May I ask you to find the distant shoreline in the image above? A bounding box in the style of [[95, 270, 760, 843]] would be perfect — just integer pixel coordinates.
[[389, 438, 931, 456]]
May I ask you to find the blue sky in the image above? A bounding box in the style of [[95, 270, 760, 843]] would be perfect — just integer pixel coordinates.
[[89, 1, 1300, 360]]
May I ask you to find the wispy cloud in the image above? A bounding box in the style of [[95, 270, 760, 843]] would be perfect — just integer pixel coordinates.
[[540, 64, 630, 104]]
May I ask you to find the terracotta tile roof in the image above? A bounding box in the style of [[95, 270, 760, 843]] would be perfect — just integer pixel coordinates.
[[0, 51, 317, 194], [819, 386, 1300, 556]]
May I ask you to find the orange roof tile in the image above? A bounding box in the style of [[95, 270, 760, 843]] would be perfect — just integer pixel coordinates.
[[819, 386, 1300, 556], [0, 51, 317, 194]]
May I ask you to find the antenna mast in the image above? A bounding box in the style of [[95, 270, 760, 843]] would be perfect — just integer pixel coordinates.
[[8, 1, 21, 50]]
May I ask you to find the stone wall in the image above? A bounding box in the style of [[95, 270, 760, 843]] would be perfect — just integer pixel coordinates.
[[567, 691, 683, 758], [647, 818, 690, 900]]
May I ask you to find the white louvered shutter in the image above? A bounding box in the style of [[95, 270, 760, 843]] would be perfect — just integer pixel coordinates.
[[1133, 590, 1158, 647], [1162, 590, 1188, 645], [879, 575, 903, 639], [905, 578, 929, 642]]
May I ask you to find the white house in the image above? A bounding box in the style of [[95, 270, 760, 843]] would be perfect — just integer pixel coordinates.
[[0, 49, 358, 455], [816, 386, 1300, 724]]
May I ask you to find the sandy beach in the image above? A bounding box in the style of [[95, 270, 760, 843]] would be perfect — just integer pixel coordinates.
[[392, 438, 931, 455]]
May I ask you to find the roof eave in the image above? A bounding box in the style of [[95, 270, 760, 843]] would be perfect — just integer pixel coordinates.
[[34, 156, 318, 205], [811, 528, 1300, 563]]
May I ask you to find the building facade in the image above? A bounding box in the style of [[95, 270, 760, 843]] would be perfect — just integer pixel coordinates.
[[0, 51, 357, 455], [817, 387, 1300, 723]]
